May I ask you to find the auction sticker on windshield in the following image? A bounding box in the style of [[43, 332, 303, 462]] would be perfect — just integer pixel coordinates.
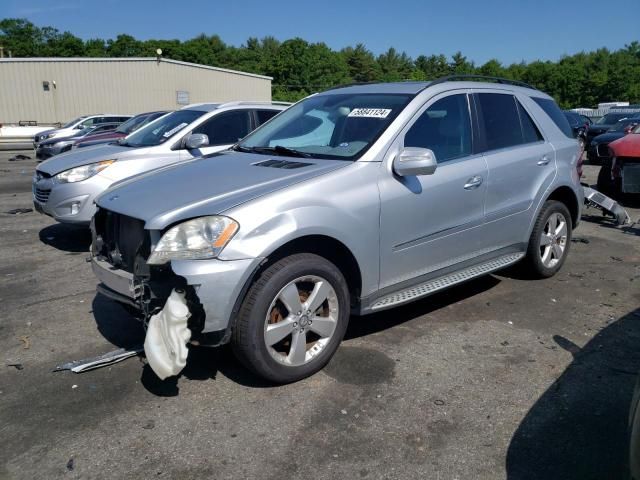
[[348, 108, 392, 119], [161, 123, 189, 138]]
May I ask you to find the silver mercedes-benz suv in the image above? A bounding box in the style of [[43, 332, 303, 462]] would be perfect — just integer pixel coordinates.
[[90, 76, 583, 383]]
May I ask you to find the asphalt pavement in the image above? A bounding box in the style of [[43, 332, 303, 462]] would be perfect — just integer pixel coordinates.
[[1, 152, 639, 479]]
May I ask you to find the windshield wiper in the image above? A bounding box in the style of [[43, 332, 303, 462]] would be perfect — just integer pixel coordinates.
[[233, 145, 311, 158], [232, 145, 254, 153]]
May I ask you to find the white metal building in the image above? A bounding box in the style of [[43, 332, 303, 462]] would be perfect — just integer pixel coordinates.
[[0, 57, 272, 124]]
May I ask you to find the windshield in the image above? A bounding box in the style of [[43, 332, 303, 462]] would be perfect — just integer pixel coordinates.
[[121, 110, 205, 147], [237, 93, 413, 159], [609, 120, 635, 132], [63, 116, 86, 128], [563, 113, 580, 126], [597, 113, 630, 125], [115, 115, 148, 134]]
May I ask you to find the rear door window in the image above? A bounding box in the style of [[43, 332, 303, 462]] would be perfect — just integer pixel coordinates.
[[532, 97, 573, 138], [476, 93, 524, 151], [255, 109, 280, 126]]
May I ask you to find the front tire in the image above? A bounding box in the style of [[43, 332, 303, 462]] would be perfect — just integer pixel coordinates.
[[521, 201, 572, 278], [231, 253, 350, 383]]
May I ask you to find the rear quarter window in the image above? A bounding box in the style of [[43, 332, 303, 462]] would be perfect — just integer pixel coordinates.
[[532, 97, 573, 138]]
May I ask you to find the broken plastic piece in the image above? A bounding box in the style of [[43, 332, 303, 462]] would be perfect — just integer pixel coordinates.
[[54, 347, 142, 373], [144, 289, 191, 380], [582, 185, 631, 226], [6, 208, 33, 215]]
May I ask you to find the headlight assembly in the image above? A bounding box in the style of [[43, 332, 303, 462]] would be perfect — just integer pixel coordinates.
[[147, 216, 239, 265], [54, 159, 115, 183]]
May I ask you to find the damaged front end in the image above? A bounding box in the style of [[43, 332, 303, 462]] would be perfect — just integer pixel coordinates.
[[90, 210, 209, 379]]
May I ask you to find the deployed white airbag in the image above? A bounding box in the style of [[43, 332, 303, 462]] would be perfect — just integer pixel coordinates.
[[144, 289, 191, 380]]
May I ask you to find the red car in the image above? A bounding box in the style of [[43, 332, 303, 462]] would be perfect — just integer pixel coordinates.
[[73, 111, 168, 149], [596, 123, 640, 199]]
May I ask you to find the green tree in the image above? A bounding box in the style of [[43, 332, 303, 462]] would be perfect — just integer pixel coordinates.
[[377, 47, 413, 81], [478, 59, 504, 77], [0, 18, 42, 56], [415, 54, 449, 79], [450, 52, 474, 74], [270, 38, 350, 101], [106, 34, 146, 57], [341, 44, 380, 82]]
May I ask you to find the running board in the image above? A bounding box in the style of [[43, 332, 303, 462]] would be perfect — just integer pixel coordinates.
[[371, 253, 525, 310]]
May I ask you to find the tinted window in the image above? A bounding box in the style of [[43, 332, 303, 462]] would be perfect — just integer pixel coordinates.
[[517, 101, 543, 143], [405, 94, 472, 162], [477, 93, 523, 150], [256, 109, 280, 125], [194, 110, 251, 146], [92, 124, 117, 133], [532, 97, 573, 137], [79, 117, 98, 128]]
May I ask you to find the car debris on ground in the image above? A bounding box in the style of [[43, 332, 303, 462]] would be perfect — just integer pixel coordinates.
[[5, 208, 33, 215], [54, 346, 143, 373]]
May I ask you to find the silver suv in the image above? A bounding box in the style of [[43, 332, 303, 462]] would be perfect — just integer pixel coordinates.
[[91, 77, 583, 383], [32, 102, 287, 224]]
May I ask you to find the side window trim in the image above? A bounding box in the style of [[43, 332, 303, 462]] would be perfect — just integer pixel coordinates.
[[514, 96, 545, 144], [400, 91, 477, 165]]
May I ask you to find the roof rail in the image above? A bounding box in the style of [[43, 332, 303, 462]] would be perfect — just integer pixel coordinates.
[[427, 75, 537, 90], [218, 100, 293, 108]]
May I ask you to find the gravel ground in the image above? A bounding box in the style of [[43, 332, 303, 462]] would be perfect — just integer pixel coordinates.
[[0, 151, 639, 480]]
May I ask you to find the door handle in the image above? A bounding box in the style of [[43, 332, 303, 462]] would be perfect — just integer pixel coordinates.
[[464, 175, 483, 190], [537, 156, 551, 166]]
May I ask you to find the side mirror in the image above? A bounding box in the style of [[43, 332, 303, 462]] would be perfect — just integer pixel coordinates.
[[393, 147, 438, 177], [184, 133, 209, 150]]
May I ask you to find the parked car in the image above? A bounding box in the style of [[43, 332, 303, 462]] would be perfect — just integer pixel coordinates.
[[32, 102, 287, 225], [73, 111, 169, 150], [0, 122, 53, 150], [564, 110, 590, 149], [89, 77, 583, 383], [35, 123, 122, 160], [596, 123, 640, 199], [33, 114, 133, 147], [587, 117, 640, 165], [587, 112, 638, 145]]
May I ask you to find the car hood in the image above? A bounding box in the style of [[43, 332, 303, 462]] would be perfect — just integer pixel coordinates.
[[96, 152, 352, 230], [592, 132, 625, 144], [609, 134, 640, 157], [36, 144, 147, 175], [589, 124, 613, 134]]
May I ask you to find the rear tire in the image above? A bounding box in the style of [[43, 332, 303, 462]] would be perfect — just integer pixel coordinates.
[[520, 201, 572, 278], [231, 253, 350, 384]]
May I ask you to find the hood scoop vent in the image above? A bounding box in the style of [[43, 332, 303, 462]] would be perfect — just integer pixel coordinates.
[[253, 159, 312, 170]]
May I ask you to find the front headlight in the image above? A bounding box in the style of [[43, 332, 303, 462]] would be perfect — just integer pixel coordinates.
[[147, 216, 239, 265], [54, 159, 115, 183]]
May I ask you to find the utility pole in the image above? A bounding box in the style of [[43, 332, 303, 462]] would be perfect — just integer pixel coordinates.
[[0, 46, 4, 59]]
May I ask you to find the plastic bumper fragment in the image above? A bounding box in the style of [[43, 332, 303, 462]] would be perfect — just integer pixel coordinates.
[[144, 289, 192, 380]]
